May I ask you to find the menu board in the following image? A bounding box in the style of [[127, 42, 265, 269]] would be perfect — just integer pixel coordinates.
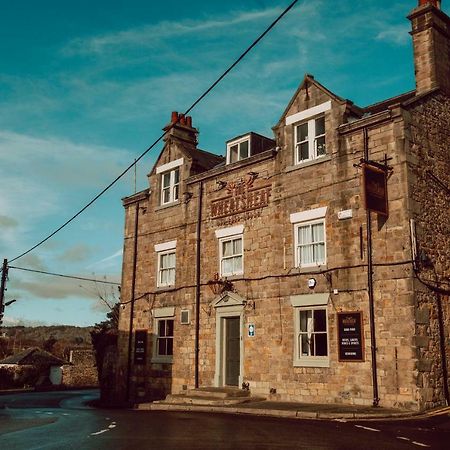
[[337, 312, 364, 362], [134, 330, 147, 365]]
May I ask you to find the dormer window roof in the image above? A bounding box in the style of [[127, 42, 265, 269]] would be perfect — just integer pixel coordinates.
[[226, 132, 275, 165]]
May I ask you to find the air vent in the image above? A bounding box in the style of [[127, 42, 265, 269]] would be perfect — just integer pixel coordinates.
[[180, 309, 190, 325]]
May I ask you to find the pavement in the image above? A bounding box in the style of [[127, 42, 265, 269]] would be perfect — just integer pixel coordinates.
[[136, 398, 450, 421]]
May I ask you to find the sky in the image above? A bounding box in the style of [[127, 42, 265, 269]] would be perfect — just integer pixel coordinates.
[[1, 0, 446, 327]]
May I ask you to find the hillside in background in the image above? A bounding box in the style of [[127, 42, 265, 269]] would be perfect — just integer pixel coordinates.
[[0, 325, 94, 360]]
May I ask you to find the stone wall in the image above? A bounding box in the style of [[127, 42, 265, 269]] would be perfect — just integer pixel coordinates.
[[62, 349, 98, 387]]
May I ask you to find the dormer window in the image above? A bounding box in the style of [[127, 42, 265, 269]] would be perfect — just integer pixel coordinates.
[[227, 136, 250, 164], [156, 158, 183, 206], [294, 115, 326, 164]]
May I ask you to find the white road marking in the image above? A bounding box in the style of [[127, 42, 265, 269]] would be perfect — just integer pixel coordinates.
[[62, 413, 69, 416], [334, 418, 347, 422], [108, 424, 116, 429], [46, 412, 54, 415], [354, 425, 380, 432], [91, 429, 109, 436], [397, 437, 410, 441], [412, 442, 430, 448]]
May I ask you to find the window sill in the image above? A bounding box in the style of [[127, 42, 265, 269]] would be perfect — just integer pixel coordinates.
[[220, 273, 243, 280], [293, 358, 330, 368], [285, 154, 331, 173], [155, 285, 177, 292], [291, 265, 327, 274], [155, 200, 181, 211], [151, 357, 173, 365]]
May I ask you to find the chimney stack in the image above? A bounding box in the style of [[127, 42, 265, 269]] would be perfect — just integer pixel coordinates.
[[408, 0, 450, 96], [164, 111, 197, 146]]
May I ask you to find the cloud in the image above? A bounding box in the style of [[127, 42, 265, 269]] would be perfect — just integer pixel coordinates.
[[88, 249, 123, 270], [0, 215, 18, 228], [376, 24, 410, 45], [58, 244, 92, 263]]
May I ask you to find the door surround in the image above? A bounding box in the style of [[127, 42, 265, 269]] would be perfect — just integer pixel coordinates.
[[212, 291, 245, 387]]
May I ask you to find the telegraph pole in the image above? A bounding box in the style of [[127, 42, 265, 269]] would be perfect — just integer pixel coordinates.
[[0, 259, 9, 327]]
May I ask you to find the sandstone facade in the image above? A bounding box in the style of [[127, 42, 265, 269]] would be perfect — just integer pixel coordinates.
[[114, 1, 450, 411]]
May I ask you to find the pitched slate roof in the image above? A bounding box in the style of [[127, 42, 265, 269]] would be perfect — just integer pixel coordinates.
[[0, 347, 68, 366], [183, 147, 225, 174]]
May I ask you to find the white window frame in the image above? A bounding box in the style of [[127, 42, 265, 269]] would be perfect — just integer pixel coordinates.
[[152, 318, 174, 364], [219, 234, 244, 277], [294, 219, 326, 268], [155, 241, 177, 288], [160, 168, 180, 205], [291, 294, 329, 367], [294, 115, 326, 165], [226, 135, 251, 165], [291, 207, 327, 268]]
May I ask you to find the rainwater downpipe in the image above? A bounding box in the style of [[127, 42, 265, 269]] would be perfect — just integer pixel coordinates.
[[436, 293, 450, 405], [194, 181, 203, 388], [126, 201, 139, 402], [364, 126, 380, 407]]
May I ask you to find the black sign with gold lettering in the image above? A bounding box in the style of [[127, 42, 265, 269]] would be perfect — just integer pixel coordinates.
[[362, 163, 388, 216], [134, 330, 147, 365], [337, 312, 364, 362]]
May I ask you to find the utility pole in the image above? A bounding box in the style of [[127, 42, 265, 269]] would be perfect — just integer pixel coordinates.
[[0, 259, 8, 328]]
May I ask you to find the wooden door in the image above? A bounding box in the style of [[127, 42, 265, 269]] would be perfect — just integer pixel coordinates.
[[225, 317, 240, 386]]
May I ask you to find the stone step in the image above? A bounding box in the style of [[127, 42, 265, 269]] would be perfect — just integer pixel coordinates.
[[185, 387, 251, 399], [160, 394, 253, 406]]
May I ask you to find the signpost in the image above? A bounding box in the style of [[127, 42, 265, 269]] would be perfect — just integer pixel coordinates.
[[337, 312, 364, 362]]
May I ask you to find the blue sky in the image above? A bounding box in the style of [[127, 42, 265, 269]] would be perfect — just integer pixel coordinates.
[[1, 0, 445, 327]]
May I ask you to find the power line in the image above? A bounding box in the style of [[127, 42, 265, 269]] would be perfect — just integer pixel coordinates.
[[8, 265, 121, 286], [8, 0, 299, 264]]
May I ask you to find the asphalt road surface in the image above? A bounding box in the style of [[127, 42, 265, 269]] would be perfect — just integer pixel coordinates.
[[0, 390, 449, 449]]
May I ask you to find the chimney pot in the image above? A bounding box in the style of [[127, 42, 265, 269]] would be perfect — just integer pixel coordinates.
[[171, 111, 178, 123], [419, 0, 441, 8], [179, 113, 186, 125], [186, 116, 192, 128]]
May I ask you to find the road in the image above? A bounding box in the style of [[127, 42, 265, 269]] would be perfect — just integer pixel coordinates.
[[0, 390, 449, 449]]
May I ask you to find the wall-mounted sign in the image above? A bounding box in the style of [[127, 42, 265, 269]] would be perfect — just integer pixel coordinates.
[[248, 324, 255, 337], [362, 163, 388, 216], [337, 312, 364, 362], [134, 330, 147, 365], [210, 174, 272, 225]]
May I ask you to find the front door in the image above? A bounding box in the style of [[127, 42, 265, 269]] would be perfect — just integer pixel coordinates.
[[225, 317, 240, 386]]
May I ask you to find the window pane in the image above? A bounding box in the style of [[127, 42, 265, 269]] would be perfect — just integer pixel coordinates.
[[167, 252, 175, 267], [230, 145, 238, 163], [158, 320, 165, 337], [316, 136, 326, 156], [233, 238, 242, 255], [167, 338, 173, 356], [313, 243, 325, 263], [173, 184, 179, 201], [300, 245, 313, 265], [299, 142, 309, 161], [297, 123, 308, 142], [300, 334, 310, 356], [223, 240, 233, 257], [312, 223, 324, 242], [162, 173, 171, 188], [166, 319, 174, 337], [174, 168, 179, 184], [315, 333, 328, 356], [162, 188, 170, 203], [315, 116, 325, 136], [239, 140, 249, 159], [158, 338, 166, 355], [222, 258, 233, 275], [299, 310, 312, 332], [314, 309, 327, 332], [233, 255, 243, 273]]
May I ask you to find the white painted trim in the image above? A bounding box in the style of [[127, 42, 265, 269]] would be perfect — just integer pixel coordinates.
[[290, 206, 327, 223], [215, 225, 244, 239], [290, 293, 329, 307], [286, 101, 331, 125], [152, 307, 175, 318], [156, 158, 184, 174], [154, 240, 177, 252]]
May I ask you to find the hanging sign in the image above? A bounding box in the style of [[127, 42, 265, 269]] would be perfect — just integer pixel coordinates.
[[134, 330, 147, 365], [362, 163, 388, 216], [337, 312, 364, 362]]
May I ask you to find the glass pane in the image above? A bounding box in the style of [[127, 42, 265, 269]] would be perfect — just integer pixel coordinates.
[[316, 136, 326, 156], [300, 245, 312, 265], [233, 238, 242, 255], [168, 268, 175, 284], [160, 254, 168, 269], [163, 188, 170, 203], [230, 145, 238, 163], [239, 140, 249, 159], [300, 334, 310, 356], [167, 338, 173, 356], [160, 269, 168, 285], [297, 123, 308, 142], [299, 310, 312, 332], [298, 225, 311, 245], [233, 256, 243, 273], [158, 338, 166, 355], [315, 116, 325, 136], [162, 173, 171, 188], [168, 252, 175, 268], [174, 168, 179, 184], [315, 333, 328, 356], [312, 223, 324, 243], [299, 142, 309, 161], [158, 320, 165, 337], [313, 243, 325, 263], [314, 309, 327, 332], [167, 320, 174, 337], [173, 184, 179, 201], [223, 240, 233, 257], [222, 258, 233, 275]]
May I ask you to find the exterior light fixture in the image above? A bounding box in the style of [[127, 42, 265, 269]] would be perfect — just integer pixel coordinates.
[[207, 273, 233, 295], [308, 278, 317, 289]]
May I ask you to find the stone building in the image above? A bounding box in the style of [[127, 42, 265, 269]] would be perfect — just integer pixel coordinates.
[[115, 0, 450, 411]]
